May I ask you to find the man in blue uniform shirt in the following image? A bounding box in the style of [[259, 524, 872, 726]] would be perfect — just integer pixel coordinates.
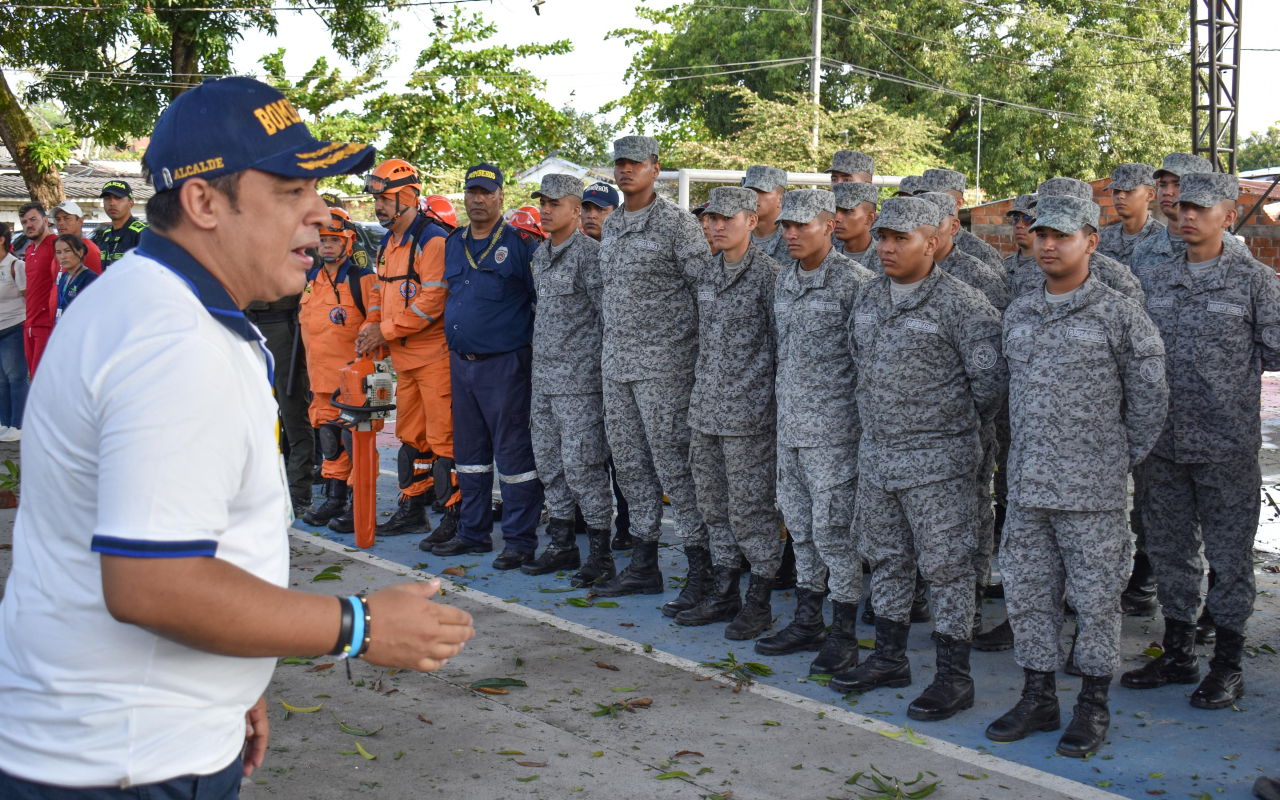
[[435, 163, 544, 570]]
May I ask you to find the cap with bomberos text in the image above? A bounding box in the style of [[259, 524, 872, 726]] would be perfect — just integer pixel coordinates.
[[144, 76, 376, 192]]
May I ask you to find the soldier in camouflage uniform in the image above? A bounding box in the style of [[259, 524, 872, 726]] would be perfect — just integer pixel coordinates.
[[523, 174, 617, 587], [1012, 178, 1145, 304], [1097, 163, 1163, 265], [895, 176, 923, 197], [744, 165, 792, 264], [1129, 153, 1249, 284], [754, 189, 875, 678], [1122, 173, 1280, 712], [832, 197, 1007, 726], [920, 168, 1005, 271], [827, 150, 874, 184], [833, 181, 880, 268], [592, 136, 713, 603], [676, 187, 783, 640], [1001, 194, 1038, 292], [984, 195, 1168, 758]]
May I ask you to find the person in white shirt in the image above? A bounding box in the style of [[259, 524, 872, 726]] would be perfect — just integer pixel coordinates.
[[0, 77, 475, 799], [0, 222, 27, 442]]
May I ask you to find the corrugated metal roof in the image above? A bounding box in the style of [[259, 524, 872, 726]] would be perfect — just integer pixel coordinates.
[[0, 174, 155, 200]]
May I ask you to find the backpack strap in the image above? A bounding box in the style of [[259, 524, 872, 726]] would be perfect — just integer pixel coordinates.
[[347, 266, 367, 318], [377, 213, 432, 286]]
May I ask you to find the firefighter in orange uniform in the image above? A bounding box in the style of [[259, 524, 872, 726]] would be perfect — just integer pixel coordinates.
[[355, 159, 460, 540], [300, 207, 378, 531]]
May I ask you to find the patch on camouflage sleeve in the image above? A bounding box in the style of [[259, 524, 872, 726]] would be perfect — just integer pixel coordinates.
[[1140, 357, 1164, 383], [1263, 325, 1280, 350], [972, 342, 998, 370], [1134, 334, 1163, 356]]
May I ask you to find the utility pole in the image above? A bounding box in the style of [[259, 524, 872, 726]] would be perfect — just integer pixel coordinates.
[[810, 0, 822, 153], [1190, 0, 1242, 173], [975, 95, 983, 203]]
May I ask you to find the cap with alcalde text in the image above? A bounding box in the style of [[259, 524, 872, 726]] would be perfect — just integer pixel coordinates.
[[144, 76, 376, 192]]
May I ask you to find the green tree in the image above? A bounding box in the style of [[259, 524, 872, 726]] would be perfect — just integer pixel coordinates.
[[366, 6, 572, 178], [0, 0, 393, 205], [1240, 123, 1280, 173], [554, 106, 619, 167], [609, 0, 1190, 198]]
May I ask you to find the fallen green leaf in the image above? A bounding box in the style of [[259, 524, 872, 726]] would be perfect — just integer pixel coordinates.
[[355, 741, 377, 760], [412, 563, 430, 570], [642, 644, 653, 653], [1223, 753, 1241, 760], [331, 713, 382, 736], [807, 673, 833, 687], [611, 686, 640, 692], [567, 597, 593, 607], [904, 728, 926, 745], [655, 771, 691, 780], [311, 572, 341, 582], [762, 720, 780, 726], [517, 775, 539, 782], [1142, 646, 1164, 658], [1095, 780, 1111, 787], [1149, 772, 1163, 778], [697, 767, 714, 775], [394, 750, 404, 760], [590, 751, 604, 758], [279, 698, 324, 713], [336, 750, 357, 755], [878, 729, 904, 739], [959, 773, 987, 780], [791, 764, 803, 770], [858, 638, 875, 649], [280, 657, 313, 665], [539, 588, 574, 593], [1261, 643, 1277, 654], [498, 750, 525, 755], [595, 601, 620, 608]]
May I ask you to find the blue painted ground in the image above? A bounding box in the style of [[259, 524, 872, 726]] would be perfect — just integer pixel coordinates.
[[292, 446, 1280, 799]]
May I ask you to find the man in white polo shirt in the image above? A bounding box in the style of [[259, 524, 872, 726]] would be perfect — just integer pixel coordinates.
[[0, 77, 475, 798]]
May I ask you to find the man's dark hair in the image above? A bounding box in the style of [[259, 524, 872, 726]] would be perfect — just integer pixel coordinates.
[[0, 223, 11, 253], [55, 233, 88, 260], [18, 202, 46, 219], [143, 171, 243, 232]]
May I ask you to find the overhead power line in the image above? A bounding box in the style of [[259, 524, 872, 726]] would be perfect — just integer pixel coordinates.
[[0, 0, 482, 11]]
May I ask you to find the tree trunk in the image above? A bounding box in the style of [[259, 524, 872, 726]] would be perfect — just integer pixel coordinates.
[[0, 70, 64, 209], [169, 26, 200, 100]]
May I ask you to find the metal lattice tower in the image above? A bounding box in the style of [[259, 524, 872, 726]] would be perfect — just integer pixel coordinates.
[[1190, 0, 1242, 174]]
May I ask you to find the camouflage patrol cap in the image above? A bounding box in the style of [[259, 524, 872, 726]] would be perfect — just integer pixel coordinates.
[[531, 173, 585, 200], [922, 168, 966, 194], [832, 181, 878, 210], [742, 165, 788, 192], [1106, 163, 1156, 192], [827, 150, 874, 176], [895, 175, 923, 196], [1153, 152, 1213, 180], [917, 191, 957, 218], [611, 135, 659, 163], [704, 186, 758, 218], [871, 196, 945, 233], [777, 189, 836, 224], [1006, 194, 1037, 217], [1177, 172, 1239, 208], [1030, 195, 1100, 234], [1035, 177, 1095, 204]]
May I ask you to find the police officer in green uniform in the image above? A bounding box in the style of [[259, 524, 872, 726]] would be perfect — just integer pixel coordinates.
[[91, 180, 147, 269]]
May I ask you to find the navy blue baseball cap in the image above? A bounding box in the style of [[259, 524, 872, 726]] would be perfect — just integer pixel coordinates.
[[464, 163, 504, 192], [582, 181, 620, 209], [143, 76, 376, 192]]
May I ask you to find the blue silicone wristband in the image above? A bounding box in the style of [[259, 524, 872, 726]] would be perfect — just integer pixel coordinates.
[[346, 596, 365, 658]]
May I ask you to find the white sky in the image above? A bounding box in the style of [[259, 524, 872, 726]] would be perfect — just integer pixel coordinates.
[[227, 0, 1280, 142]]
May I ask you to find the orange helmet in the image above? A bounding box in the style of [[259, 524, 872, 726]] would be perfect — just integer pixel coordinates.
[[363, 158, 420, 197], [321, 207, 356, 261], [508, 205, 544, 239], [420, 194, 458, 232]]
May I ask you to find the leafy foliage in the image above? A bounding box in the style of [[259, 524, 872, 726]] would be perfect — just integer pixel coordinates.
[[25, 127, 77, 173], [1240, 122, 1280, 172], [366, 7, 573, 176], [609, 0, 1190, 197]]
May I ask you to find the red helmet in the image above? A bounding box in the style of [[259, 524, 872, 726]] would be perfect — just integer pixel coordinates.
[[321, 207, 356, 260], [420, 194, 458, 231], [508, 205, 544, 239]]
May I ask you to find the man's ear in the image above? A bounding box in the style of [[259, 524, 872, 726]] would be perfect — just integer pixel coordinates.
[[178, 178, 223, 232]]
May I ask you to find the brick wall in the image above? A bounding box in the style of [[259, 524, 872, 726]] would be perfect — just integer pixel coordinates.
[[964, 177, 1280, 271]]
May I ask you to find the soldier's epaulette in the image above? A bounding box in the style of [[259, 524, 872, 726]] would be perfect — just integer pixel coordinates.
[[129, 220, 147, 232]]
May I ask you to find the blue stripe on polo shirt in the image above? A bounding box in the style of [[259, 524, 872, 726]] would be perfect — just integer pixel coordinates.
[[90, 535, 219, 558]]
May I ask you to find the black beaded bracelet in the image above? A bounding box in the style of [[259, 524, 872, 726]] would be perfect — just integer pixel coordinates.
[[329, 595, 354, 656], [353, 594, 372, 659]]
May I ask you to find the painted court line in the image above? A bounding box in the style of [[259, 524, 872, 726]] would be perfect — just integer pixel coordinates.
[[292, 529, 1124, 800]]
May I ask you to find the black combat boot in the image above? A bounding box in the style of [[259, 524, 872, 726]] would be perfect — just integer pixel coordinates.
[[1195, 606, 1217, 646], [809, 600, 860, 675], [675, 566, 742, 626], [377, 493, 431, 536], [907, 634, 975, 721], [829, 617, 912, 694], [1121, 617, 1200, 689], [1120, 551, 1159, 616], [911, 571, 933, 623], [725, 573, 773, 640], [303, 479, 348, 526], [572, 527, 616, 588], [755, 587, 828, 655], [1254, 776, 1280, 800], [610, 527, 635, 550], [1190, 627, 1245, 709], [1057, 674, 1111, 757], [974, 618, 1014, 652], [522, 518, 582, 575], [662, 546, 714, 617], [418, 507, 458, 551], [861, 593, 876, 625], [327, 497, 355, 534], [592, 539, 663, 596], [986, 668, 1060, 742], [772, 537, 797, 591]]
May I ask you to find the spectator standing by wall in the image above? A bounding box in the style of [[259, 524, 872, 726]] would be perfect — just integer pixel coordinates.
[[0, 223, 27, 442], [51, 201, 102, 275], [18, 203, 55, 376], [53, 235, 96, 317], [91, 180, 148, 269]]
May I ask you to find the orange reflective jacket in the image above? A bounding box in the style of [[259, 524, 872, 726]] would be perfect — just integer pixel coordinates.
[[364, 214, 450, 372], [300, 260, 378, 396]]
